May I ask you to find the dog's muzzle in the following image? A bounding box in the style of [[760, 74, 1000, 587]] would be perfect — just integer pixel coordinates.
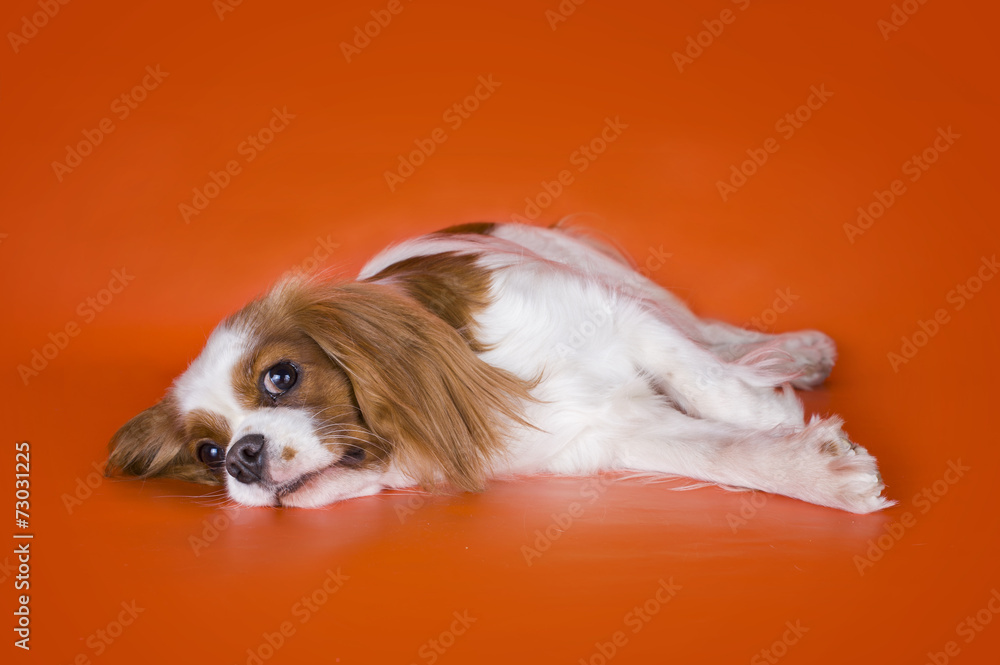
[[226, 433, 265, 484]]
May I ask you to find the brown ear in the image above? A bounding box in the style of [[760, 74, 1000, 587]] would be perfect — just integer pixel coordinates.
[[106, 396, 218, 485], [295, 281, 533, 492]]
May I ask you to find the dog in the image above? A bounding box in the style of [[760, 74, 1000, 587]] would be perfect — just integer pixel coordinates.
[[106, 222, 893, 513]]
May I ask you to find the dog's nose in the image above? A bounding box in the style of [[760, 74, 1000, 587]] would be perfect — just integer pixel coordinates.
[[226, 434, 266, 484]]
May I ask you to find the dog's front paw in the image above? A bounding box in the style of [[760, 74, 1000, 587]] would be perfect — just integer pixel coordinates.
[[791, 419, 894, 513], [823, 437, 893, 513]]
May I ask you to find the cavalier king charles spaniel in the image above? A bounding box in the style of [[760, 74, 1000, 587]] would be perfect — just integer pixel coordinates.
[[106, 222, 892, 513]]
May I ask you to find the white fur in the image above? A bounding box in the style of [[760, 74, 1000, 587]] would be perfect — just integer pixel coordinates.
[[178, 223, 893, 513], [173, 326, 250, 422]]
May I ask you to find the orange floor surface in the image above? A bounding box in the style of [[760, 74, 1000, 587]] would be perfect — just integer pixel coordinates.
[[3, 1, 999, 663]]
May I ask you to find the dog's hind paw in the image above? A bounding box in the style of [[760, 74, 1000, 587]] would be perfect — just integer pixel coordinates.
[[778, 330, 837, 389]]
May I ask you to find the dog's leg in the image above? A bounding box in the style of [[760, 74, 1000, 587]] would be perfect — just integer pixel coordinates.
[[615, 408, 893, 514], [514, 224, 838, 389], [624, 309, 808, 430], [696, 320, 837, 389]]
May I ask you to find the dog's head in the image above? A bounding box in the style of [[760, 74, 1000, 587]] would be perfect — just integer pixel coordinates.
[[106, 275, 529, 507]]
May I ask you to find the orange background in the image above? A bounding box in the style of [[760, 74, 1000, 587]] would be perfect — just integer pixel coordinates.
[[2, 0, 999, 663]]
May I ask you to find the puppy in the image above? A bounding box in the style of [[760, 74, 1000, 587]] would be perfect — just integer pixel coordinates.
[[107, 222, 892, 513]]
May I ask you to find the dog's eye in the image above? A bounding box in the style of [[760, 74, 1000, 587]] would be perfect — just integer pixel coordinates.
[[197, 440, 226, 469], [263, 362, 298, 396], [340, 446, 366, 467]]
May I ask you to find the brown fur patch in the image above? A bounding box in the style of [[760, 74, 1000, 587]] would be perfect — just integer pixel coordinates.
[[434, 222, 495, 236], [365, 252, 492, 352], [184, 409, 232, 450], [821, 439, 846, 456], [267, 277, 534, 492], [106, 396, 220, 485], [281, 446, 297, 461]]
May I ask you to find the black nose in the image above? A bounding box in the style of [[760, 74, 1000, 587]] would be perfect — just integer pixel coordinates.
[[226, 434, 266, 484]]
